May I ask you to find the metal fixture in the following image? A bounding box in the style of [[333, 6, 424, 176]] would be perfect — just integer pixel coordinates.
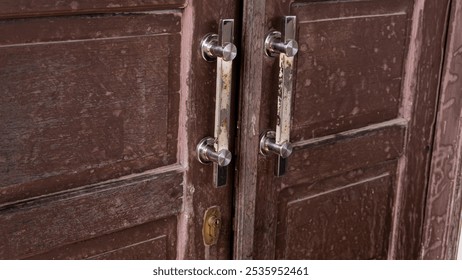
[[196, 19, 236, 187], [260, 130, 293, 159], [197, 137, 232, 167], [260, 16, 298, 176], [203, 206, 222, 246]]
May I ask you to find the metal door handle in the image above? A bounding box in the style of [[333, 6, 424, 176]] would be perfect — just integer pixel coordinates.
[[196, 19, 236, 187], [260, 16, 298, 176]]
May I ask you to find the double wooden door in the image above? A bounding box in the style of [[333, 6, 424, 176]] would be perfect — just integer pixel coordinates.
[[0, 0, 450, 259]]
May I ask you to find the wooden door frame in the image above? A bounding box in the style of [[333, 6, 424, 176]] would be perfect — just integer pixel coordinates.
[[420, 0, 462, 260], [234, 0, 452, 259]]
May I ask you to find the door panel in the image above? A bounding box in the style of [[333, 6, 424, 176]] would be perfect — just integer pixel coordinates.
[[292, 1, 410, 139], [1, 13, 180, 200], [30, 217, 178, 260], [235, 0, 450, 259], [0, 0, 238, 259], [277, 163, 396, 259]]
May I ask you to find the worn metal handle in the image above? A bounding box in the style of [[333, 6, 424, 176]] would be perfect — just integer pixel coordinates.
[[260, 16, 298, 176], [197, 19, 236, 187]]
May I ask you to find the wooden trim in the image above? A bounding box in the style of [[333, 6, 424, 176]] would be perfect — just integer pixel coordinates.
[[233, 0, 267, 260], [389, 0, 451, 259], [421, 0, 462, 260], [0, 0, 186, 20]]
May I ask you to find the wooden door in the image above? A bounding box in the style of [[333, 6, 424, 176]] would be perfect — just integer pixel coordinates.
[[0, 0, 238, 259], [235, 0, 450, 259]]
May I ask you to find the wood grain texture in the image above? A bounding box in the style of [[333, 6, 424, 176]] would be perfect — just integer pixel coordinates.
[[239, 0, 450, 260], [0, 13, 181, 204], [293, 10, 409, 139], [292, 0, 408, 20], [0, 12, 181, 45], [233, 0, 266, 260], [0, 165, 183, 259], [235, 0, 297, 260], [286, 121, 406, 186], [0, 0, 186, 19], [0, 0, 237, 260], [420, 0, 462, 260], [245, 0, 419, 260], [277, 164, 396, 259], [176, 0, 238, 259], [391, 0, 451, 259], [30, 217, 177, 260], [253, 120, 405, 259]]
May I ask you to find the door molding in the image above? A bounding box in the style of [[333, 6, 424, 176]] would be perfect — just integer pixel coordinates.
[[234, 0, 267, 260], [421, 0, 462, 260]]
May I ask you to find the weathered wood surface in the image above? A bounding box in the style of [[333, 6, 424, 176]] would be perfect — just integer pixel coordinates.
[[237, 0, 450, 260], [293, 7, 408, 139], [233, 0, 266, 260], [31, 217, 177, 260], [0, 13, 181, 45], [0, 0, 239, 260], [0, 12, 181, 204], [0, 166, 183, 259], [255, 0, 414, 260], [421, 0, 462, 260], [277, 164, 396, 259], [0, 0, 186, 19], [391, 0, 451, 259], [176, 0, 238, 259], [286, 121, 406, 186]]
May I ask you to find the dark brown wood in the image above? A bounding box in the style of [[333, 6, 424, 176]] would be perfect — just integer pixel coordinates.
[[236, 0, 451, 260], [175, 0, 239, 260], [293, 2, 409, 139], [0, 13, 181, 45], [391, 0, 451, 259], [0, 0, 237, 260], [0, 12, 181, 204], [0, 0, 186, 19], [0, 166, 183, 259], [253, 0, 415, 260], [234, 0, 266, 260], [286, 121, 406, 185], [277, 163, 397, 259], [31, 217, 177, 260], [421, 0, 462, 260]]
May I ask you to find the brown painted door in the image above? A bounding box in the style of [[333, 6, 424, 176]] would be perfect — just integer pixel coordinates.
[[0, 1, 238, 259], [235, 0, 450, 259]]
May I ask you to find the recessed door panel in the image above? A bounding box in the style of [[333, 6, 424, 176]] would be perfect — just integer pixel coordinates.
[[293, 3, 410, 139], [30, 217, 178, 260], [277, 164, 396, 259], [0, 13, 180, 203]]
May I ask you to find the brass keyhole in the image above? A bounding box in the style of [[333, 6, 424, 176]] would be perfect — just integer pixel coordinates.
[[203, 206, 221, 246]]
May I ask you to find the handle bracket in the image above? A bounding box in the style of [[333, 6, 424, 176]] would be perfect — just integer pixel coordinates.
[[196, 19, 236, 187], [261, 16, 298, 177]]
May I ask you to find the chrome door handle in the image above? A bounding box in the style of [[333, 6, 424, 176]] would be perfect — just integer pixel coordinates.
[[260, 16, 298, 176], [196, 19, 236, 187]]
